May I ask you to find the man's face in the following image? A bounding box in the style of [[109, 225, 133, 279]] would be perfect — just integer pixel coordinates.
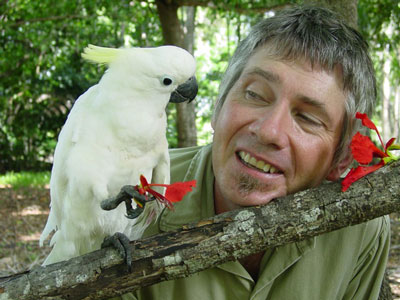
[[212, 48, 348, 214]]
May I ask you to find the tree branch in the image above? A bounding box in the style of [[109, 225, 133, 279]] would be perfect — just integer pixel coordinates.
[[1, 160, 399, 299]]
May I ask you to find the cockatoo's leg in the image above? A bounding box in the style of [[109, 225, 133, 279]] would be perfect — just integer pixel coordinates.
[[101, 186, 158, 271], [101, 185, 147, 219], [101, 186, 143, 272], [101, 232, 133, 272]]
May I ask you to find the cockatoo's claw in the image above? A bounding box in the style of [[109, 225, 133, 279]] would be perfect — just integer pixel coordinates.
[[126, 205, 144, 219], [120, 185, 138, 198], [102, 232, 133, 272], [100, 185, 140, 211], [100, 186, 132, 211], [101, 185, 150, 219]]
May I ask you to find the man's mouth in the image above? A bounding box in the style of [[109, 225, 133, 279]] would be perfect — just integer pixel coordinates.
[[238, 151, 282, 174]]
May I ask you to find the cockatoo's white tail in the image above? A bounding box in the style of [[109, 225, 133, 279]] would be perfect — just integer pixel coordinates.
[[81, 44, 121, 65]]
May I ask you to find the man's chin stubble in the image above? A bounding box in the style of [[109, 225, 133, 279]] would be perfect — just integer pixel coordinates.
[[237, 173, 263, 196]]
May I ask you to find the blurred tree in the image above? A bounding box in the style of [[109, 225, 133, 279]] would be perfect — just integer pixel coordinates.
[[358, 0, 400, 143]]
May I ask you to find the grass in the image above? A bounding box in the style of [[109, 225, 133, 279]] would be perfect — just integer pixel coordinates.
[[0, 171, 50, 189]]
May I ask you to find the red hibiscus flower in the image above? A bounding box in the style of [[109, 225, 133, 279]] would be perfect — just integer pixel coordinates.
[[341, 112, 400, 191], [135, 175, 196, 210]]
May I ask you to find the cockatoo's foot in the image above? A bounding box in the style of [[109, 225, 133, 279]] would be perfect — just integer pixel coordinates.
[[101, 185, 151, 219], [102, 232, 133, 272]]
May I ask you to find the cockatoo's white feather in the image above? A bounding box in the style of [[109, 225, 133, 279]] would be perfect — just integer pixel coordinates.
[[81, 44, 120, 64], [40, 45, 196, 265]]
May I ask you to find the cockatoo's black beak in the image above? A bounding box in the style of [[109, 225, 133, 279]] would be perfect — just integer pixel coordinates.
[[169, 76, 198, 103]]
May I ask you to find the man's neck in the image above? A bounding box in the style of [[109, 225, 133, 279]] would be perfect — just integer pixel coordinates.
[[239, 251, 265, 281]]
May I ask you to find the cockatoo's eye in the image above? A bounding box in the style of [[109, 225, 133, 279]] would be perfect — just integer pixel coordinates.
[[161, 76, 174, 86]]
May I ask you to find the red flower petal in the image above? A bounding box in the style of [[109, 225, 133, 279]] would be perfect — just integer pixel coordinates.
[[139, 174, 149, 187], [356, 112, 377, 131], [341, 161, 384, 192], [350, 132, 386, 164], [137, 175, 196, 210], [148, 188, 174, 210], [385, 137, 396, 151], [356, 112, 385, 149], [165, 180, 197, 203]]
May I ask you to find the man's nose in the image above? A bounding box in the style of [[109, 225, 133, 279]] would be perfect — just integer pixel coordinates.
[[248, 102, 290, 150]]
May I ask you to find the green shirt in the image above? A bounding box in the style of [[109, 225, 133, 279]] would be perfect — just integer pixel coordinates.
[[112, 144, 390, 300]]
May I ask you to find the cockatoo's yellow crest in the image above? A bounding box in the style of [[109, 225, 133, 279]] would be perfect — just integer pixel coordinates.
[[81, 44, 121, 65]]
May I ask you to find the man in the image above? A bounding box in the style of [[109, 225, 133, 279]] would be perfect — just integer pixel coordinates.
[[113, 5, 390, 300]]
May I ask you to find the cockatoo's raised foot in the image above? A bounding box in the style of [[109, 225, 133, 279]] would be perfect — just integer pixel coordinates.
[[101, 232, 133, 272], [101, 185, 150, 219]]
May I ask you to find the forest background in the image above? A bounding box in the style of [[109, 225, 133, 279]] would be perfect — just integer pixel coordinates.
[[1, 0, 400, 173]]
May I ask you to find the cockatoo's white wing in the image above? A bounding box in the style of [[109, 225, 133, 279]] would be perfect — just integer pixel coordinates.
[[40, 44, 196, 265]]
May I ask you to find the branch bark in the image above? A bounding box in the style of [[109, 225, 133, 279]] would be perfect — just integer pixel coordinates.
[[1, 160, 399, 300]]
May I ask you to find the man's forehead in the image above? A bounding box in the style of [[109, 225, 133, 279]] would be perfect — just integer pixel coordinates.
[[246, 46, 346, 89]]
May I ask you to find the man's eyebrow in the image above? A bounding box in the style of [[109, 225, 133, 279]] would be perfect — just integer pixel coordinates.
[[245, 67, 281, 83]]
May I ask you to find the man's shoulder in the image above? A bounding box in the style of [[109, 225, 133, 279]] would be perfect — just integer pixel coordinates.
[[169, 144, 212, 182], [169, 145, 206, 162], [358, 215, 390, 254], [316, 215, 390, 256], [348, 215, 389, 243]]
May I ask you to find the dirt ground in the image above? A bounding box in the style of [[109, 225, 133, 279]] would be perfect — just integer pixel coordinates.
[[0, 186, 399, 298]]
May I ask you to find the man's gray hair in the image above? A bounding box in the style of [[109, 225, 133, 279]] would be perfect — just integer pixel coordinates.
[[213, 5, 376, 165]]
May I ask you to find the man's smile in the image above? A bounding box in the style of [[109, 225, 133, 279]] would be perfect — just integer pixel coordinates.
[[237, 150, 283, 174]]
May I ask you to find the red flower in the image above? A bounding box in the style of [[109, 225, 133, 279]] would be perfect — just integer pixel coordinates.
[[350, 132, 386, 165], [341, 113, 399, 191], [135, 175, 196, 210]]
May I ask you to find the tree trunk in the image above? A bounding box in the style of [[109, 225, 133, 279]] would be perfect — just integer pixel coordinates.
[[178, 6, 197, 147], [395, 84, 400, 141], [156, 1, 197, 147], [2, 160, 399, 300], [382, 57, 392, 143]]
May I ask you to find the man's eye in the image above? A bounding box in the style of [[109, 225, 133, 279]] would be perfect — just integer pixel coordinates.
[[245, 90, 263, 101], [297, 113, 323, 127]]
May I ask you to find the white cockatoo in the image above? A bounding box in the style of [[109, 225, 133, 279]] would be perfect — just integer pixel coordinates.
[[40, 44, 197, 266]]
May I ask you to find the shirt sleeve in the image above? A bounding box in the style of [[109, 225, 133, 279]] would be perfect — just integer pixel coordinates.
[[343, 215, 391, 300]]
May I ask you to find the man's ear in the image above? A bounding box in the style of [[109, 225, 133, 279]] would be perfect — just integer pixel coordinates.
[[326, 150, 353, 181]]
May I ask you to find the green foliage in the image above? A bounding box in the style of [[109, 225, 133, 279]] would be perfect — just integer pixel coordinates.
[[1, 0, 162, 172], [0, 171, 50, 188]]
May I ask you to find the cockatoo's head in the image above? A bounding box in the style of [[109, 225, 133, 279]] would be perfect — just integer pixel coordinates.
[[82, 44, 197, 103]]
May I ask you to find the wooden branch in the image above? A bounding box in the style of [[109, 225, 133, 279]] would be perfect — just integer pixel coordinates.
[[1, 160, 400, 300]]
